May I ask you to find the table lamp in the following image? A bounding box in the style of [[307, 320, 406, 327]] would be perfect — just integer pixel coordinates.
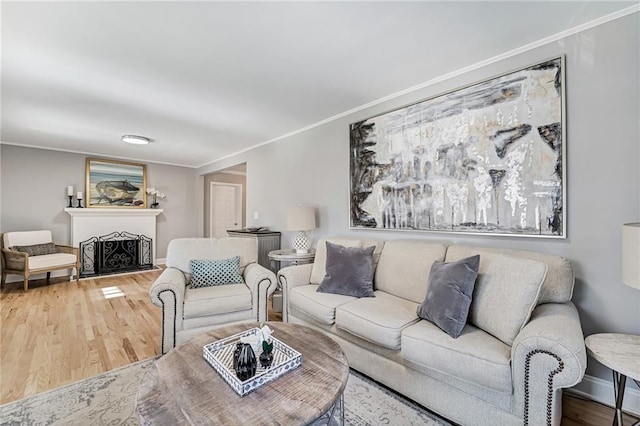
[[287, 206, 316, 253]]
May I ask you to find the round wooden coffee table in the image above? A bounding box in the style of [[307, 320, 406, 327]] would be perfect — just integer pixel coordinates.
[[135, 322, 349, 425]]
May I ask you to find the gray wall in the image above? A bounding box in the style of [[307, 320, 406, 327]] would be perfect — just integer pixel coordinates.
[[198, 14, 640, 385], [0, 145, 198, 259]]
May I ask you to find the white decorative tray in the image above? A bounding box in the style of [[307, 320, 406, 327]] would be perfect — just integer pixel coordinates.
[[203, 327, 302, 396]]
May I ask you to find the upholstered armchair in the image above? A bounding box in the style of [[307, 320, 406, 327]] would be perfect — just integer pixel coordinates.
[[1, 230, 79, 290], [150, 237, 277, 354]]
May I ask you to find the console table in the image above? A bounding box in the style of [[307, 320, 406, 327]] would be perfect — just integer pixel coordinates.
[[227, 229, 281, 272]]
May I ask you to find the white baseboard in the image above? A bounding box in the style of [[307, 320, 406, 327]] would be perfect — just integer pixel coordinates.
[[569, 374, 640, 416]]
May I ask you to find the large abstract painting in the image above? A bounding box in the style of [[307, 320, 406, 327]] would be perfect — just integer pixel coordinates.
[[350, 57, 565, 237]]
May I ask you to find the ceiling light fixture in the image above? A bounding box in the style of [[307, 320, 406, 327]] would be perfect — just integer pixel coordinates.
[[122, 135, 150, 145]]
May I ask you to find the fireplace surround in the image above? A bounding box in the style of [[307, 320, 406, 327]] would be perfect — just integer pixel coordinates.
[[65, 208, 162, 278]]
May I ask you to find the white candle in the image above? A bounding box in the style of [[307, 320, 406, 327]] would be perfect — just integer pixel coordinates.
[[77, 191, 83, 200], [67, 186, 73, 196]]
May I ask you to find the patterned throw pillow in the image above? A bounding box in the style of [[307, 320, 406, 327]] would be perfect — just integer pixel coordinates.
[[12, 243, 57, 257], [188, 256, 244, 288]]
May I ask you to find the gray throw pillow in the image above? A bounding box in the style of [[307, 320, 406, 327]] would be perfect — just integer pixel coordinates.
[[416, 255, 480, 338], [317, 241, 376, 298], [12, 243, 57, 257]]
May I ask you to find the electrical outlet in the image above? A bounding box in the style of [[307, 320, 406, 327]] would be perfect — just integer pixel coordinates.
[[253, 211, 259, 220]]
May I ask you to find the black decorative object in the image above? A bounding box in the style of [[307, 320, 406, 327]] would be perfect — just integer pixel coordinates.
[[78, 231, 153, 278], [232, 342, 243, 372], [67, 195, 74, 208], [235, 343, 257, 381], [259, 339, 274, 369], [76, 198, 84, 208]]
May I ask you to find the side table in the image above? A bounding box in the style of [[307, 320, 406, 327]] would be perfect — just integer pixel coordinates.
[[585, 333, 640, 426], [268, 249, 316, 314]]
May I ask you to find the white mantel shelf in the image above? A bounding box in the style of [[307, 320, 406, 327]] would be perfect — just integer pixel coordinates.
[[64, 208, 163, 216]]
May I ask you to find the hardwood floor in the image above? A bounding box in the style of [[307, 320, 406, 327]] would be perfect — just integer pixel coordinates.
[[1, 269, 638, 425]]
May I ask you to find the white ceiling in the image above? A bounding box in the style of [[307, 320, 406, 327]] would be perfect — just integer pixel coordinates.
[[1, 1, 636, 168]]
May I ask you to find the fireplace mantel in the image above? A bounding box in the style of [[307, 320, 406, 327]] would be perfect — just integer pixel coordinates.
[[64, 208, 163, 217], [65, 208, 163, 274]]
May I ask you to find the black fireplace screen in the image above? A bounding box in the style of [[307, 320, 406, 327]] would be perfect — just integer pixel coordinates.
[[79, 231, 153, 278]]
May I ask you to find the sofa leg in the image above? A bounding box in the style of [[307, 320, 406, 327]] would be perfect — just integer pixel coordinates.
[[46, 272, 51, 282], [1, 272, 5, 286]]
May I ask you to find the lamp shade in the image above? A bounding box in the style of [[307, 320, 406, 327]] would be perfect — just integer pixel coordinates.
[[622, 223, 640, 289], [287, 207, 316, 231]]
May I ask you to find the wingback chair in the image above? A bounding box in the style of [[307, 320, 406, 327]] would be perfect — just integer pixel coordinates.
[[150, 237, 277, 354], [1, 230, 80, 290]]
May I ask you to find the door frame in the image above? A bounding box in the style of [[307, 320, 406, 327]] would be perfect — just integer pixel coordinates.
[[209, 181, 243, 238]]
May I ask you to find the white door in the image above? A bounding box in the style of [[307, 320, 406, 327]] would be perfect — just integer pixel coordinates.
[[210, 182, 243, 238]]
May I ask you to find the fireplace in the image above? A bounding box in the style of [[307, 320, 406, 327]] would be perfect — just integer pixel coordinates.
[[79, 231, 153, 278]]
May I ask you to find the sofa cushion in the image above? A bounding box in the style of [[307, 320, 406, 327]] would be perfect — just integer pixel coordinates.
[[445, 244, 574, 304], [310, 238, 384, 285], [183, 284, 251, 318], [13, 242, 57, 256], [446, 247, 547, 345], [188, 257, 244, 288], [28, 253, 77, 270], [317, 242, 375, 297], [417, 255, 480, 338], [402, 320, 512, 394], [335, 291, 420, 350], [289, 284, 356, 325], [375, 241, 447, 303]]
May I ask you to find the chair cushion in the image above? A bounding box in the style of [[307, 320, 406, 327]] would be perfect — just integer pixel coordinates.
[[28, 253, 77, 270], [375, 241, 447, 303], [335, 291, 420, 350], [402, 320, 512, 394], [4, 230, 53, 248], [417, 255, 480, 338], [317, 242, 376, 298], [13, 243, 57, 257], [446, 248, 547, 345], [289, 284, 356, 325], [188, 257, 244, 288], [183, 284, 251, 318]]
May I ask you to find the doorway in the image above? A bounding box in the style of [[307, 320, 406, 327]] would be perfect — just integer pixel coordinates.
[[209, 182, 243, 238]]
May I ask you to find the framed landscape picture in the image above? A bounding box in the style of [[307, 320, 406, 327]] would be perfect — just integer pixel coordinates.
[[86, 158, 147, 208], [349, 57, 566, 238]]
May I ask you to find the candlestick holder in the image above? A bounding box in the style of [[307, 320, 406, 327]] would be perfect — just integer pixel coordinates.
[[76, 198, 84, 208], [67, 195, 74, 208]]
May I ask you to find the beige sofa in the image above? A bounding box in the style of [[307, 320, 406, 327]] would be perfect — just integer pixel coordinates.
[[279, 238, 587, 426], [150, 238, 277, 354]]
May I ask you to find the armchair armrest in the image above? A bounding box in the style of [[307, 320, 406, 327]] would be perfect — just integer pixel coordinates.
[[150, 267, 187, 354], [511, 302, 587, 426], [55, 245, 78, 255], [2, 248, 28, 271], [244, 263, 277, 323], [278, 263, 313, 322]]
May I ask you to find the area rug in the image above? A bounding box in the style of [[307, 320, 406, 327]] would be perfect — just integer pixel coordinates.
[[0, 358, 451, 425]]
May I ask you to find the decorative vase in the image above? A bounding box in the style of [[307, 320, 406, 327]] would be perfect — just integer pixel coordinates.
[[232, 342, 243, 372], [150, 194, 159, 209], [259, 351, 273, 369], [235, 343, 257, 381]]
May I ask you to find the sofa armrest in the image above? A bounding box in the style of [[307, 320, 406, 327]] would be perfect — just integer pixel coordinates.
[[150, 267, 187, 354], [2, 248, 28, 271], [511, 302, 587, 425], [278, 263, 313, 322], [243, 263, 277, 323]]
